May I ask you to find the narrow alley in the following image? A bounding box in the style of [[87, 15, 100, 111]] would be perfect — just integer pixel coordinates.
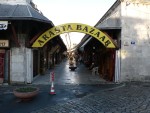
[[32, 58, 107, 85]]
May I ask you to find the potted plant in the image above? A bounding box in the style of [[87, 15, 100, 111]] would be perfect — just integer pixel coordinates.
[[13, 87, 39, 101]]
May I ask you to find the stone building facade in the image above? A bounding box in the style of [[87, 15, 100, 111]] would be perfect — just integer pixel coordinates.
[[0, 0, 66, 84], [78, 0, 150, 82]]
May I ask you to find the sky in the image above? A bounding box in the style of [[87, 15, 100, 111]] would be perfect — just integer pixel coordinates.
[[33, 0, 116, 48]]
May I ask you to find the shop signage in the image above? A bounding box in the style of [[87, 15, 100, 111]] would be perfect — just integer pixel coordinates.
[[32, 23, 116, 48], [0, 40, 9, 48], [0, 21, 8, 30], [131, 41, 135, 45]]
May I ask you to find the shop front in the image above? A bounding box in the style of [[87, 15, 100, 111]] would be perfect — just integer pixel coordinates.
[[0, 23, 10, 83]]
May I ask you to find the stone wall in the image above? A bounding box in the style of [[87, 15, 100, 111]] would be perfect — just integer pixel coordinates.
[[11, 47, 26, 83], [121, 1, 150, 81], [10, 34, 33, 83]]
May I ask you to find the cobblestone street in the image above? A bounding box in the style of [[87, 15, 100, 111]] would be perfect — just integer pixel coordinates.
[[30, 82, 150, 113], [1, 60, 150, 113]]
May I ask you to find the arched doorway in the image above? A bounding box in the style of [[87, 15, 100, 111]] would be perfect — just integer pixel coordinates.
[[32, 23, 117, 82]]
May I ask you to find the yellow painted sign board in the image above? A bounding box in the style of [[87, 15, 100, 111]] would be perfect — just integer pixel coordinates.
[[32, 23, 116, 48]]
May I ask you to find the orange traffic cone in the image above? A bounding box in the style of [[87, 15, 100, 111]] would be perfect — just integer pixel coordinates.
[[50, 81, 56, 95]]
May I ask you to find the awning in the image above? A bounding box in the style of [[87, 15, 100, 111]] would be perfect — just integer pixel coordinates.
[[0, 4, 52, 24], [49, 45, 60, 54], [79, 37, 92, 51]]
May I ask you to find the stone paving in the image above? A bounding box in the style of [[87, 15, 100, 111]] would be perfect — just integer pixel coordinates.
[[1, 59, 150, 113], [32, 60, 107, 85], [0, 83, 123, 113], [30, 82, 150, 113]]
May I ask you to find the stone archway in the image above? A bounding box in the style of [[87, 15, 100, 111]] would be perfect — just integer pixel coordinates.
[[32, 23, 116, 48]]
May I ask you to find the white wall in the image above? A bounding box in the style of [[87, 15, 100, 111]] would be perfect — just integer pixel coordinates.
[[10, 47, 26, 83], [26, 48, 33, 83], [10, 34, 33, 84], [121, 1, 150, 81]]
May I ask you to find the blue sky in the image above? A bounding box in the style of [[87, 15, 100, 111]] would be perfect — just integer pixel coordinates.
[[33, 0, 116, 48]]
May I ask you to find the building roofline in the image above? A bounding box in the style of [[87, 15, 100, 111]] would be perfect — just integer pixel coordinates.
[[95, 0, 120, 27], [0, 3, 52, 24]]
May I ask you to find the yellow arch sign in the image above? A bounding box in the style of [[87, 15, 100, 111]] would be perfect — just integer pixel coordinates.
[[32, 23, 116, 48]]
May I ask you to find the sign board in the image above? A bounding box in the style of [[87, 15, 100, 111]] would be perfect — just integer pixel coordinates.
[[32, 23, 116, 48], [0, 40, 9, 48], [0, 21, 8, 30]]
